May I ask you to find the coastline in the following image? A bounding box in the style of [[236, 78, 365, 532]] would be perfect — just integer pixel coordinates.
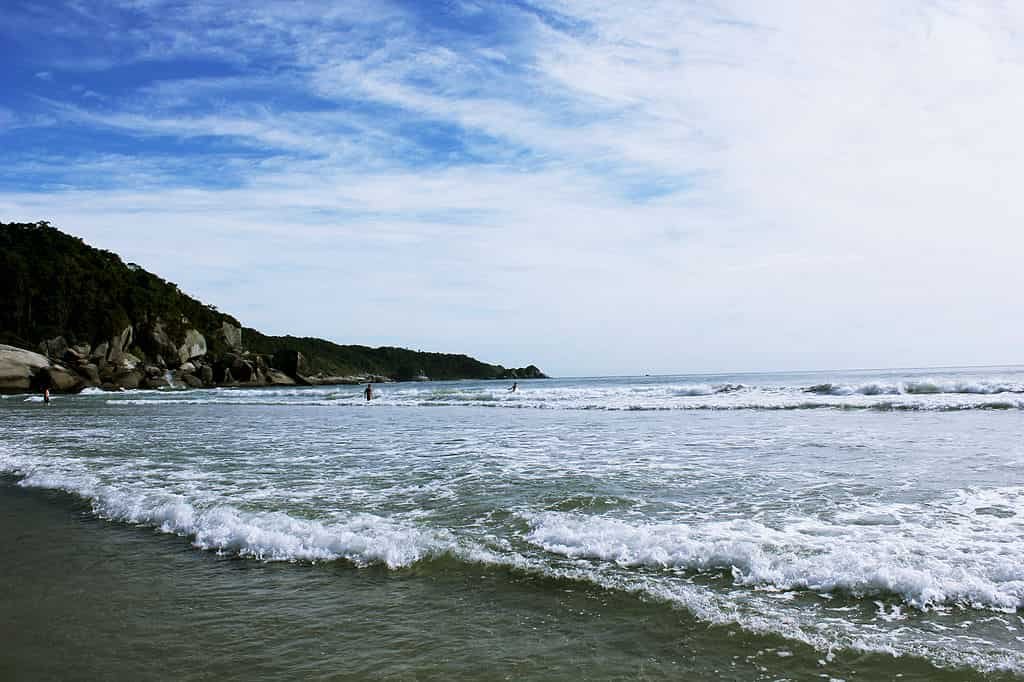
[[0, 478, 970, 681]]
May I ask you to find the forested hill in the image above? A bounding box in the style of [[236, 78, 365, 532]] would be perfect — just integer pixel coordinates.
[[0, 221, 545, 390]]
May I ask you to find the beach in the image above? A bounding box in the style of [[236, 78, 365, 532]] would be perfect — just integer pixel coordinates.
[[2, 369, 1023, 679]]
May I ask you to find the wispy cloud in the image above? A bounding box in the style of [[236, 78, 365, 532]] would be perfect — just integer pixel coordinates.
[[2, 1, 1023, 373]]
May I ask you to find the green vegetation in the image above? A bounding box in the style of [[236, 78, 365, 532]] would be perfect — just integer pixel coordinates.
[[0, 221, 546, 381], [244, 330, 514, 380], [0, 221, 238, 357]]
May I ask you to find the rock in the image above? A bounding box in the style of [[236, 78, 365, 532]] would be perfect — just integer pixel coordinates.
[[106, 326, 135, 365], [62, 347, 85, 364], [179, 361, 196, 374], [231, 358, 253, 383], [144, 365, 163, 378], [199, 365, 214, 385], [219, 322, 243, 351], [42, 365, 84, 393], [78, 363, 101, 385], [39, 336, 68, 359], [114, 369, 144, 390], [145, 320, 179, 368], [500, 365, 547, 380], [178, 372, 204, 388], [116, 325, 134, 352], [141, 374, 170, 390], [0, 344, 52, 393], [215, 353, 253, 383], [91, 341, 109, 362], [118, 353, 142, 371], [72, 342, 91, 357], [264, 368, 297, 385], [272, 350, 307, 378], [177, 329, 207, 365]]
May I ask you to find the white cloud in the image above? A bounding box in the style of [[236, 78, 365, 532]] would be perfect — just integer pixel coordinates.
[[4, 1, 1024, 374]]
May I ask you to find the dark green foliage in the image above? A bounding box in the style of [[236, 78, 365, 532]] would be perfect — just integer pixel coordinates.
[[245, 330, 521, 381], [0, 221, 239, 353], [0, 221, 547, 381]]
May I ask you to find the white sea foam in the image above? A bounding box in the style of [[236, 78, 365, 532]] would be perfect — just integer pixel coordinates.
[[521, 491, 1024, 612], [88, 371, 1024, 411], [0, 452, 457, 569], [806, 379, 1024, 396]]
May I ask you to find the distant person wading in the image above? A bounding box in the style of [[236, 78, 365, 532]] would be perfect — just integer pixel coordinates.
[[364, 383, 373, 401]]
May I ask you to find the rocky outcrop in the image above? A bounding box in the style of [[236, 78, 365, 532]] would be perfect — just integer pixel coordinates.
[[500, 365, 547, 380], [0, 345, 85, 394], [218, 322, 243, 351], [272, 350, 307, 379], [264, 368, 296, 385], [177, 329, 206, 365], [38, 336, 68, 359], [0, 345, 52, 393], [43, 365, 84, 393], [143, 320, 179, 368]]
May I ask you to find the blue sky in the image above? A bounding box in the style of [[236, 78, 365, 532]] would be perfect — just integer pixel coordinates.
[[3, 1, 1024, 375]]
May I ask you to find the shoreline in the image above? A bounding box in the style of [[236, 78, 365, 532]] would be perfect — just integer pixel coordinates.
[[0, 478, 989, 682]]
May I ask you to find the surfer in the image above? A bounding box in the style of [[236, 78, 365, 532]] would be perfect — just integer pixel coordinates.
[[364, 383, 373, 401], [43, 388, 50, 404], [508, 382, 517, 393]]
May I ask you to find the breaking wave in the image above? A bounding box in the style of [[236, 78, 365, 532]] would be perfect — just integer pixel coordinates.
[[522, 497, 1024, 612], [806, 380, 1024, 396]]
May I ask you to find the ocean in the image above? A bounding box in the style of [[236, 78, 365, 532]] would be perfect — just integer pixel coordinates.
[[2, 367, 1023, 680]]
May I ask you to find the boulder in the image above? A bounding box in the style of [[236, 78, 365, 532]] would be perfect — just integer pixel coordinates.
[[231, 358, 253, 383], [106, 326, 135, 365], [179, 361, 196, 374], [42, 365, 84, 393], [114, 369, 144, 390], [177, 372, 204, 388], [199, 365, 214, 385], [272, 350, 307, 379], [39, 336, 68, 360], [72, 342, 92, 357], [77, 363, 101, 385], [62, 347, 88, 365], [145, 321, 178, 368], [215, 353, 254, 383], [0, 344, 51, 393], [91, 341, 109, 362], [265, 368, 297, 385], [219, 322, 243, 351], [177, 329, 207, 365], [141, 374, 170, 390], [117, 353, 142, 371]]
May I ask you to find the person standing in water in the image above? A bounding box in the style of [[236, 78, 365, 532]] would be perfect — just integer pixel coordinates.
[[43, 388, 50, 404], [508, 381, 517, 393], [364, 383, 373, 401]]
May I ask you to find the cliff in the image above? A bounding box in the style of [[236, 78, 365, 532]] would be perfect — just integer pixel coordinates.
[[0, 221, 547, 393]]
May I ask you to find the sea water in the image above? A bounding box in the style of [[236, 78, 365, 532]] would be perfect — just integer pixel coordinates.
[[1, 367, 1023, 679]]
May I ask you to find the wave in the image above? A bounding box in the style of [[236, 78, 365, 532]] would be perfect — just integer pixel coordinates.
[[8, 467, 456, 569], [521, 501, 1024, 612], [104, 396, 1024, 411], [1, 447, 1022, 675], [805, 380, 1024, 396]]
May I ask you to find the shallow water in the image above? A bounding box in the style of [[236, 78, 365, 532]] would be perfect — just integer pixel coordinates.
[[2, 368, 1023, 679]]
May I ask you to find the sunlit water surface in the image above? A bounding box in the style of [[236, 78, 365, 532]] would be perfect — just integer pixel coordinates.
[[2, 368, 1023, 679]]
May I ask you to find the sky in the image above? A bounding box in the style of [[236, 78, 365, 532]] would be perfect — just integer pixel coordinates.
[[2, 1, 1023, 376]]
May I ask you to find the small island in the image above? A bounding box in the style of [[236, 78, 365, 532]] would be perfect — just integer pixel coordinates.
[[0, 221, 546, 394]]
